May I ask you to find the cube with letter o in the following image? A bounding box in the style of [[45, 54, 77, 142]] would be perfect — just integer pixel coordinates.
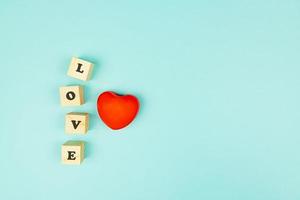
[[59, 85, 84, 106]]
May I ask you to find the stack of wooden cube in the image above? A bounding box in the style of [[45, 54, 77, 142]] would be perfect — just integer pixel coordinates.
[[59, 57, 94, 165]]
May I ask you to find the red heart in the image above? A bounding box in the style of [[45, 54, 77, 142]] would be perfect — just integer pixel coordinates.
[[97, 91, 139, 130]]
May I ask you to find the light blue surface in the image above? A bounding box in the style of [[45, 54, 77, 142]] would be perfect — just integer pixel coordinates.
[[0, 0, 300, 199]]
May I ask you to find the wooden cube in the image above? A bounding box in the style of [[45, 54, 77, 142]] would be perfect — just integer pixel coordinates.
[[61, 141, 85, 165], [67, 57, 94, 81], [65, 112, 89, 134], [59, 85, 84, 106]]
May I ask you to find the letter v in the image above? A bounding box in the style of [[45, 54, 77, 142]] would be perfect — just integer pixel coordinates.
[[71, 120, 81, 129]]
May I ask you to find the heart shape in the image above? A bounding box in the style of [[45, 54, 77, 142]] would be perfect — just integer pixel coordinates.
[[97, 91, 139, 130]]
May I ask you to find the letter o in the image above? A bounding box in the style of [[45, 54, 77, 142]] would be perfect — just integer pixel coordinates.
[[66, 91, 76, 100]]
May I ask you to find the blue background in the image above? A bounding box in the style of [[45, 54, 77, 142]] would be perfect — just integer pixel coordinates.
[[0, 0, 300, 199]]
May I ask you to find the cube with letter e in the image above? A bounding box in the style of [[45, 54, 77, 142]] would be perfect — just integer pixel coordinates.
[[61, 141, 85, 165]]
